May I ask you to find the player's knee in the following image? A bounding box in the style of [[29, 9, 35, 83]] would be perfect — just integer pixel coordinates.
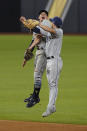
[[49, 81, 57, 89]]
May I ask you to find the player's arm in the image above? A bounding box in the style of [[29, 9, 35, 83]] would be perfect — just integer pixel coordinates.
[[32, 24, 56, 36], [28, 35, 42, 50], [32, 27, 51, 37], [22, 35, 41, 68], [39, 23, 56, 34]]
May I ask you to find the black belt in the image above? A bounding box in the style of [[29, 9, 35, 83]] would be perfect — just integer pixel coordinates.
[[37, 47, 44, 50], [47, 56, 54, 59]]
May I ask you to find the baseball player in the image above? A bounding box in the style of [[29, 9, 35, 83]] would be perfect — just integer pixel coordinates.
[[20, 10, 52, 108], [28, 17, 63, 117]]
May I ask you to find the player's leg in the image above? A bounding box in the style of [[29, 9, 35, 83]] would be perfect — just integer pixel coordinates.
[[26, 53, 46, 107], [47, 59, 58, 106], [42, 58, 62, 117], [48, 57, 63, 107], [33, 53, 46, 98]]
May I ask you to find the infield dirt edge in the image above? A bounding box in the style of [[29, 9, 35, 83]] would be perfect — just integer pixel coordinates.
[[0, 120, 87, 131]]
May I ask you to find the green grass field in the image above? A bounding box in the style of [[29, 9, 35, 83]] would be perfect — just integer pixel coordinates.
[[0, 34, 87, 125]]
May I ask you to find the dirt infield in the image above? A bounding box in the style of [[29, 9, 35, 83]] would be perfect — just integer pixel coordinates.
[[0, 120, 87, 131]]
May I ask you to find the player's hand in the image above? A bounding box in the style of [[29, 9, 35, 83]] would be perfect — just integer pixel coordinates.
[[20, 16, 26, 23], [22, 59, 27, 68]]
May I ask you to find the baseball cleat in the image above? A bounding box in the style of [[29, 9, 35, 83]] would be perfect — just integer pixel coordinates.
[[42, 106, 56, 117], [24, 94, 33, 102], [26, 96, 40, 108]]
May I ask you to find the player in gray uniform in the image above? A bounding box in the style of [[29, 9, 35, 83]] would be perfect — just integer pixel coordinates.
[[30, 17, 63, 117], [24, 10, 52, 108], [39, 17, 63, 117]]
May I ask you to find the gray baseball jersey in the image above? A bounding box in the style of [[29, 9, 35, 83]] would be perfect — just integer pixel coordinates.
[[36, 19, 52, 50], [32, 20, 51, 50], [33, 19, 52, 55], [45, 28, 63, 58]]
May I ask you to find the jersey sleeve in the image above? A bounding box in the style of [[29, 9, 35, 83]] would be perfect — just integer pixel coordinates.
[[40, 20, 52, 37], [40, 28, 51, 37], [55, 28, 63, 37]]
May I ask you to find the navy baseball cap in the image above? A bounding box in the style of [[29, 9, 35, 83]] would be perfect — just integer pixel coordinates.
[[50, 16, 62, 28]]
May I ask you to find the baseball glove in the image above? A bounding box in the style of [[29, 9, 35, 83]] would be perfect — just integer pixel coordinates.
[[24, 49, 34, 61], [23, 19, 39, 29]]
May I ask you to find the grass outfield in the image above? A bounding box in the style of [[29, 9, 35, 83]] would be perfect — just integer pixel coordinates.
[[0, 34, 87, 125]]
